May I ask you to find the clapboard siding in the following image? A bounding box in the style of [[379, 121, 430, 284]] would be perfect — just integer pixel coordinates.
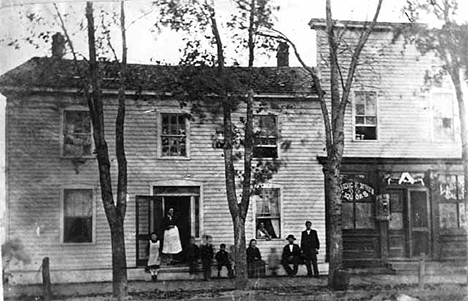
[[316, 28, 461, 158], [6, 92, 326, 278]]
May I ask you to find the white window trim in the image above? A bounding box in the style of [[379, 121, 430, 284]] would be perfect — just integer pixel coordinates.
[[252, 184, 284, 240], [60, 185, 97, 245], [352, 91, 379, 142], [60, 106, 95, 159], [156, 109, 191, 160], [429, 88, 457, 142], [253, 113, 281, 159], [149, 180, 203, 239]]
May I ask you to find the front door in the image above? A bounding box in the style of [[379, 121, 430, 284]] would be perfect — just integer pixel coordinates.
[[408, 188, 431, 258], [136, 186, 200, 266], [387, 188, 431, 259]]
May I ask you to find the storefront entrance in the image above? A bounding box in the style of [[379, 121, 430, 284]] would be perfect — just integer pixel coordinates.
[[387, 188, 431, 259]]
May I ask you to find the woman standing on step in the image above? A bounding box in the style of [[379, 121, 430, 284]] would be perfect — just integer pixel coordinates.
[[162, 208, 182, 264]]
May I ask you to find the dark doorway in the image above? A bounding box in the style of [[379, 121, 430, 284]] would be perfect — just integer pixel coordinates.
[[161, 196, 191, 251], [387, 188, 431, 259]]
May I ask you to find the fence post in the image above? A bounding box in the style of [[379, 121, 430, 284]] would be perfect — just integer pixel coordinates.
[[42, 257, 52, 301], [418, 252, 426, 289]]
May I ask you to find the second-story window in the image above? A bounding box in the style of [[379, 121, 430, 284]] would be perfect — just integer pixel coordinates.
[[63, 110, 92, 157], [253, 114, 278, 158], [432, 92, 455, 140], [354, 91, 377, 140], [161, 113, 187, 157]]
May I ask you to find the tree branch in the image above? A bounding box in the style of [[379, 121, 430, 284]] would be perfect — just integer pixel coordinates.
[[338, 0, 383, 118]]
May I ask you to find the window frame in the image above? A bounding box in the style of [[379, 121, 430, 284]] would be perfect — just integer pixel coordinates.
[[253, 185, 284, 240], [253, 113, 279, 159], [157, 110, 191, 159], [60, 185, 97, 245], [352, 91, 379, 141], [430, 89, 456, 142], [60, 106, 94, 159]]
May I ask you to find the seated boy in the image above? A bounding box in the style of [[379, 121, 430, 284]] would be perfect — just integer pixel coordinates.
[[215, 243, 234, 278]]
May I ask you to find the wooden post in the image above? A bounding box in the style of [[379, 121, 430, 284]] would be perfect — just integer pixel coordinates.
[[418, 253, 426, 289], [42, 257, 52, 301]]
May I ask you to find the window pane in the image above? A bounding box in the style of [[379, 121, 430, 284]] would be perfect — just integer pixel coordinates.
[[356, 126, 376, 140], [342, 203, 354, 229], [355, 203, 375, 229], [366, 117, 377, 125], [439, 203, 458, 229], [355, 116, 365, 125], [356, 104, 365, 116], [389, 192, 403, 212], [365, 92, 377, 115], [389, 212, 403, 230]]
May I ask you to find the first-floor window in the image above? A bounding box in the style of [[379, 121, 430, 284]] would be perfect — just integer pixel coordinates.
[[435, 174, 466, 229], [341, 174, 376, 229], [256, 188, 281, 239], [63, 189, 93, 243]]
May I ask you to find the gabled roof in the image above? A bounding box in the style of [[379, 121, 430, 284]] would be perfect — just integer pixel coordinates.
[[0, 57, 316, 98]]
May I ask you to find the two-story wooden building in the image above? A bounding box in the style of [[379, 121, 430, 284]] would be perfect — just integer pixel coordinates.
[[0, 56, 328, 284], [1, 19, 466, 285], [311, 19, 466, 267]]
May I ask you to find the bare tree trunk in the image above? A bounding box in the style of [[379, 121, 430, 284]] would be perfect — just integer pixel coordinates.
[[233, 215, 248, 289], [325, 158, 343, 284], [85, 2, 128, 299], [111, 221, 127, 299]]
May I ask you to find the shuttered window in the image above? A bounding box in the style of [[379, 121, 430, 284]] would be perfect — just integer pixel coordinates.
[[63, 189, 93, 243], [62, 110, 92, 157]]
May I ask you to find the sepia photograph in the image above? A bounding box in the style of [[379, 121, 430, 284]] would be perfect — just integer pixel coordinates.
[[0, 0, 467, 300]]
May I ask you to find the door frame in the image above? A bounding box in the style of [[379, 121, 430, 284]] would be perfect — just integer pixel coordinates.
[[150, 180, 204, 239]]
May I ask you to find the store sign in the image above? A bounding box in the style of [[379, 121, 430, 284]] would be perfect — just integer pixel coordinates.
[[384, 172, 425, 186], [340, 182, 375, 202]]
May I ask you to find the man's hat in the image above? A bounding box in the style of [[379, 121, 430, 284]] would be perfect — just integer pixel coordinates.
[[286, 234, 296, 240]]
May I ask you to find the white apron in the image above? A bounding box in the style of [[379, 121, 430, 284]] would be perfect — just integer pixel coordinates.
[[162, 226, 182, 254], [147, 240, 161, 266]]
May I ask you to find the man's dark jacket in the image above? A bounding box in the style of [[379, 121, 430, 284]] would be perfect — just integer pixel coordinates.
[[281, 243, 301, 262], [300, 229, 320, 259]]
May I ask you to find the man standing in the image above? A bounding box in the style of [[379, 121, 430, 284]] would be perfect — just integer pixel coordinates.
[[281, 234, 301, 276], [300, 221, 320, 278]]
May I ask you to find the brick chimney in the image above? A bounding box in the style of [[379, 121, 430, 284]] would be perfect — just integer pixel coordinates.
[[276, 41, 289, 67], [51, 32, 66, 59]]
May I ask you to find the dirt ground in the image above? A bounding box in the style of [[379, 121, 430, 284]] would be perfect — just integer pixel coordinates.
[[4, 274, 468, 300]]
